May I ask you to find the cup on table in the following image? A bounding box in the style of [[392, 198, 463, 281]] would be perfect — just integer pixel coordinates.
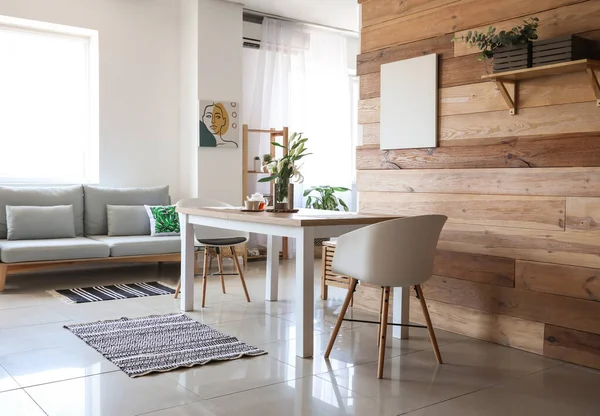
[[245, 200, 262, 211]]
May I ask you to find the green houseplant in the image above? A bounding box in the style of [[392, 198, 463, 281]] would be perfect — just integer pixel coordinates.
[[304, 186, 350, 211], [452, 17, 539, 60], [304, 185, 350, 248], [258, 133, 310, 210], [262, 154, 272, 172]]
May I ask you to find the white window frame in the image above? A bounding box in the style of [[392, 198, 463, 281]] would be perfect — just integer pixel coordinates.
[[0, 15, 99, 185]]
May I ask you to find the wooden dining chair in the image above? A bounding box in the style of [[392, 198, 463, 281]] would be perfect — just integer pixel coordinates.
[[174, 198, 250, 307], [324, 215, 448, 379]]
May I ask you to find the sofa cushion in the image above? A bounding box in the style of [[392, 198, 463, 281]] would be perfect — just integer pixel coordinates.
[[6, 205, 76, 240], [107, 205, 150, 236], [144, 205, 180, 237], [0, 185, 84, 239], [88, 235, 181, 257], [0, 237, 110, 263], [84, 186, 170, 235]]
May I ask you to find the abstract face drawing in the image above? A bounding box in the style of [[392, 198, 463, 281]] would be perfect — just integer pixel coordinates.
[[199, 101, 238, 148]]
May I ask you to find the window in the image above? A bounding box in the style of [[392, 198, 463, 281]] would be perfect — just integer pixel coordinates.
[[0, 15, 98, 184]]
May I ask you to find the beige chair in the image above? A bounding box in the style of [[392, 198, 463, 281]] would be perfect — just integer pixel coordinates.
[[324, 215, 448, 379], [174, 198, 250, 307]]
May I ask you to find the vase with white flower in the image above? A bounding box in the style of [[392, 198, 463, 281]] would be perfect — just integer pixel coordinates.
[[258, 132, 310, 211]]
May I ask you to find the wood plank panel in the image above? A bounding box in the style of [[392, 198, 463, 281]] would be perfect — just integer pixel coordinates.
[[438, 223, 600, 269], [444, 71, 600, 115], [361, 0, 582, 53], [362, 0, 460, 28], [356, 134, 600, 168], [361, 69, 599, 113], [357, 167, 600, 197], [359, 192, 565, 231], [360, 123, 380, 145], [421, 275, 600, 335], [410, 297, 544, 354], [566, 197, 600, 232], [357, 98, 380, 124], [357, 34, 455, 76], [544, 325, 600, 370], [441, 102, 600, 146], [360, 55, 489, 101], [453, 1, 600, 57], [434, 250, 515, 287], [360, 72, 380, 100], [516, 260, 600, 301], [439, 54, 488, 88]]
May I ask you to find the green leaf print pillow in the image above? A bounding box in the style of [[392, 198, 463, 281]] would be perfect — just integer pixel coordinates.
[[144, 205, 180, 236]]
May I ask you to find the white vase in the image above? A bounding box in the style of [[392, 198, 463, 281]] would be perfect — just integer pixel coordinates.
[[253, 159, 261, 172]]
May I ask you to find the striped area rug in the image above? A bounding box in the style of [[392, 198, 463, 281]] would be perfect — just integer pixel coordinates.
[[65, 313, 267, 377], [49, 282, 175, 304]]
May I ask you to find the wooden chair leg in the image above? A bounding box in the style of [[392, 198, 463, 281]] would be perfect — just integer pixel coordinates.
[[0, 264, 8, 292], [231, 246, 250, 302], [201, 249, 209, 308], [325, 278, 358, 358], [174, 253, 200, 299], [217, 251, 226, 294], [377, 287, 384, 347], [415, 285, 443, 364], [378, 287, 391, 379], [174, 280, 181, 299]]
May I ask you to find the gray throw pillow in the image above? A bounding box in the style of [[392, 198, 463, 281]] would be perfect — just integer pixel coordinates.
[[83, 185, 170, 235], [107, 205, 151, 236], [6, 205, 76, 240]]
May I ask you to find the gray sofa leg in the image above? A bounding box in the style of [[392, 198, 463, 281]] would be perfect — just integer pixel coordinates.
[[0, 265, 7, 292]]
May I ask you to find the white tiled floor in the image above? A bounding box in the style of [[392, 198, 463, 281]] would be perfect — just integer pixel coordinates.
[[0, 259, 599, 416]]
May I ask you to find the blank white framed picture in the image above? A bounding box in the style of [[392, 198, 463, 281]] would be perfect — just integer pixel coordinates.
[[380, 53, 438, 150]]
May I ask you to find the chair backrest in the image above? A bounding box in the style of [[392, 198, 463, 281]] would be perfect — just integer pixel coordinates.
[[176, 198, 249, 241], [331, 215, 447, 288]]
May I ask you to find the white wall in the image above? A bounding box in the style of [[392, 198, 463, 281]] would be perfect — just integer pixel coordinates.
[[179, 0, 199, 200], [197, 0, 243, 205], [0, 0, 181, 198]]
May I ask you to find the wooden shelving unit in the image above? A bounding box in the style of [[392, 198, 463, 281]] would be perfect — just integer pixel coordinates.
[[481, 59, 600, 115], [241, 125, 290, 260]]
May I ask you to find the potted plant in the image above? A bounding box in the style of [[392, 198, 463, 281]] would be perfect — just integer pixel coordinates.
[[453, 17, 539, 71], [304, 186, 351, 247], [304, 186, 350, 211], [262, 154, 272, 172], [258, 133, 310, 210]]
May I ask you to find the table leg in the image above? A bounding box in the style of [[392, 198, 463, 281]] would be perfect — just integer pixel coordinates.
[[266, 235, 280, 301], [393, 287, 410, 339], [296, 227, 314, 358], [179, 214, 195, 312]]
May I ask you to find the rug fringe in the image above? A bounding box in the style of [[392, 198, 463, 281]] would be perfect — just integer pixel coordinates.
[[46, 289, 76, 304]]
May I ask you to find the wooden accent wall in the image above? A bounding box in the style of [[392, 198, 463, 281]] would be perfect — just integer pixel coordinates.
[[356, 0, 600, 369]]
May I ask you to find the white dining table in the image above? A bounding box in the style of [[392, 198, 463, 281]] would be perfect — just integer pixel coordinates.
[[176, 205, 409, 358]]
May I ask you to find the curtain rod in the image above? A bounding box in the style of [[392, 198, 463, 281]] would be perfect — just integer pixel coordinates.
[[243, 9, 359, 37]]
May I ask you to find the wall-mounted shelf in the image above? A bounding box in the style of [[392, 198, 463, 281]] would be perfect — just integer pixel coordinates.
[[481, 59, 600, 115]]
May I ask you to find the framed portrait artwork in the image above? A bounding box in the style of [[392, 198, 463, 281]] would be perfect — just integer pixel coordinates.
[[199, 101, 239, 148]]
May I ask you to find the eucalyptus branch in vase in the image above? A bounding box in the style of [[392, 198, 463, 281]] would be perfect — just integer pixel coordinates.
[[258, 132, 310, 210]]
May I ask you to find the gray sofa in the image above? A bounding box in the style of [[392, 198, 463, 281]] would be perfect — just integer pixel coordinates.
[[0, 185, 187, 291]]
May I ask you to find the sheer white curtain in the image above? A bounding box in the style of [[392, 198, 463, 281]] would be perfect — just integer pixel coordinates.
[[249, 18, 354, 191], [245, 18, 355, 256]]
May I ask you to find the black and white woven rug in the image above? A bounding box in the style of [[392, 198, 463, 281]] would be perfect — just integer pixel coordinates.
[[64, 313, 267, 377], [49, 282, 175, 304]]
